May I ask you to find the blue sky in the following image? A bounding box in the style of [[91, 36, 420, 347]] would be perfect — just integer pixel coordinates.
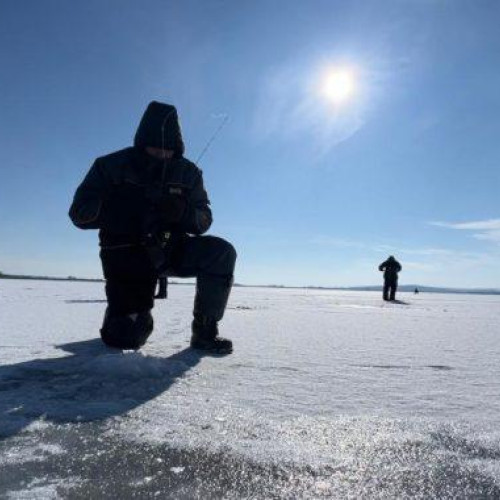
[[1, 0, 499, 287]]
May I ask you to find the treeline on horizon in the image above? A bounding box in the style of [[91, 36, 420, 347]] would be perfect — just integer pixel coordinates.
[[0, 271, 499, 295], [0, 271, 103, 283]]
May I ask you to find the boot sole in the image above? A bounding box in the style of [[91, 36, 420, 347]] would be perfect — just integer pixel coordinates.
[[190, 344, 233, 355]]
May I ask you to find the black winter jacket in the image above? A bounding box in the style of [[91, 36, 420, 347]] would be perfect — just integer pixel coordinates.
[[378, 258, 402, 281], [69, 148, 212, 246]]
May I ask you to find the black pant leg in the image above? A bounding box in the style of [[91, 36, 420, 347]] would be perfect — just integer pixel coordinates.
[[101, 246, 157, 314], [390, 280, 398, 301], [169, 235, 237, 321], [383, 281, 390, 301], [100, 246, 156, 348]]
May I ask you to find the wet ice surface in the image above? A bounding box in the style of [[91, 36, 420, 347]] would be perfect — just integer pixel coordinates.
[[1, 280, 500, 498]]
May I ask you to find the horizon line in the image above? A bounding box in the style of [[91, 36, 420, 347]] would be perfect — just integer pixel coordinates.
[[1, 272, 499, 295]]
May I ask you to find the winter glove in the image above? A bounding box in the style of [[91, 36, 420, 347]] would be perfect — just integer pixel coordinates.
[[100, 184, 148, 234], [159, 192, 189, 227]]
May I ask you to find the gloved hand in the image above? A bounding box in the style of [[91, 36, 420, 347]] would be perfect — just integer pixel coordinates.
[[101, 184, 147, 233], [159, 193, 189, 226]]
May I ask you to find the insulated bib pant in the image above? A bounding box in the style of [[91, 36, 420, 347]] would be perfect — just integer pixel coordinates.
[[99, 235, 236, 349]]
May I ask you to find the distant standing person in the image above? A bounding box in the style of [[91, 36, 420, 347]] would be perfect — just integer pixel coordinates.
[[378, 256, 402, 301], [69, 101, 236, 353]]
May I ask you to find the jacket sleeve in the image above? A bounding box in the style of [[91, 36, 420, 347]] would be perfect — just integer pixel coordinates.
[[183, 170, 213, 235], [378, 261, 386, 271], [68, 160, 109, 230]]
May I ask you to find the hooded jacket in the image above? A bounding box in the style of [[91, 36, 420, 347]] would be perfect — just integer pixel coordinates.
[[134, 101, 185, 156], [378, 257, 402, 281], [69, 102, 212, 246]]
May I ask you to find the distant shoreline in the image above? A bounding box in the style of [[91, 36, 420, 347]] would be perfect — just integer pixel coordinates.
[[0, 274, 104, 283], [1, 273, 499, 296]]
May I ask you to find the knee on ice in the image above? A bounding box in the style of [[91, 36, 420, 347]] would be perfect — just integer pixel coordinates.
[[100, 310, 154, 350]]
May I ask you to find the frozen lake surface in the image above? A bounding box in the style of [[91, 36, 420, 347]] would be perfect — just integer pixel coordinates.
[[1, 279, 499, 498]]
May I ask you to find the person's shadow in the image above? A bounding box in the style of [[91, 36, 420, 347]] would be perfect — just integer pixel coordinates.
[[0, 339, 208, 440]]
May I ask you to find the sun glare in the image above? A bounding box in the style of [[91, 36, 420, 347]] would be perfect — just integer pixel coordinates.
[[322, 68, 356, 105]]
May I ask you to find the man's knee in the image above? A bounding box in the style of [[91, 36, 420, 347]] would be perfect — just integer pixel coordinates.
[[100, 309, 154, 350], [219, 239, 237, 267], [203, 236, 237, 273], [218, 240, 236, 278]]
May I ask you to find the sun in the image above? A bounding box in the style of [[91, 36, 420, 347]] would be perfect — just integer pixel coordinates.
[[322, 68, 356, 105]]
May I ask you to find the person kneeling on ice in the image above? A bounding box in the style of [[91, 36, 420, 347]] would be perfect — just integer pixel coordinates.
[[69, 101, 236, 353], [378, 255, 402, 301]]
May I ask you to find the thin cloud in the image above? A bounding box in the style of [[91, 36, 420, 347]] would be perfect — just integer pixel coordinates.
[[312, 236, 472, 257], [431, 219, 500, 244], [310, 236, 367, 249], [373, 244, 454, 257]]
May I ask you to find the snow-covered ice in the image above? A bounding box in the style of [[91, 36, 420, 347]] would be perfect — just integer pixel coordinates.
[[1, 279, 499, 498]]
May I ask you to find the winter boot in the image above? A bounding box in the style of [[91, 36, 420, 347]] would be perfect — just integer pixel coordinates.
[[190, 315, 232, 354]]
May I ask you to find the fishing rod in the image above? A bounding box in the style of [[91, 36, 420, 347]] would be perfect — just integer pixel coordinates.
[[195, 114, 229, 164]]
